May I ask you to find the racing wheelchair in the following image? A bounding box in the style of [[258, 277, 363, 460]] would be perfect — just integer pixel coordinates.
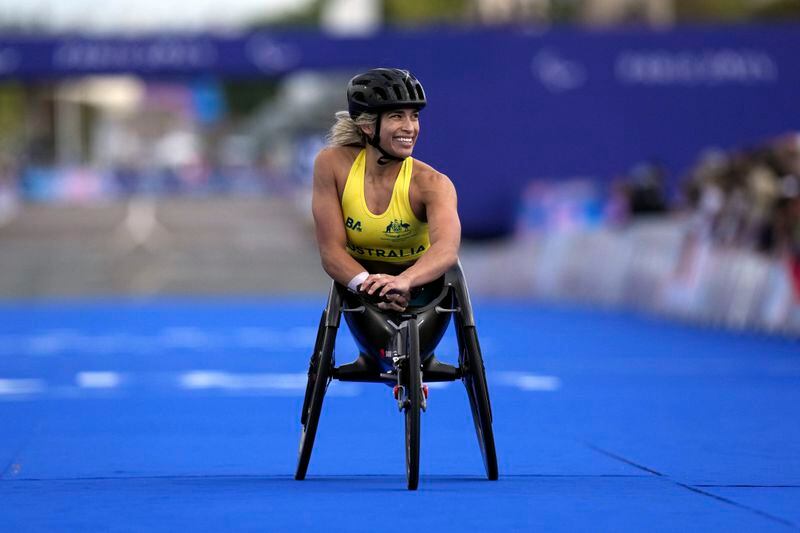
[[294, 262, 498, 490]]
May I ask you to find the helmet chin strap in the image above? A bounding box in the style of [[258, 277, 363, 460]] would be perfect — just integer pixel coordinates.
[[368, 114, 405, 166]]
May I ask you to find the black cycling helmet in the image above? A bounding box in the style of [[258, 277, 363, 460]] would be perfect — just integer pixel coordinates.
[[346, 68, 426, 165], [347, 68, 426, 119]]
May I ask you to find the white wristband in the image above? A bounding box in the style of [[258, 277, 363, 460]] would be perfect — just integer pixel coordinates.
[[347, 271, 369, 293]]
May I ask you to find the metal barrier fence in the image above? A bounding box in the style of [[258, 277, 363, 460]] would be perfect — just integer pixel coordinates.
[[462, 217, 800, 336]]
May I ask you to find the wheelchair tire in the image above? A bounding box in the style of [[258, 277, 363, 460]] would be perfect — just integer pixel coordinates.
[[295, 322, 335, 481], [460, 325, 499, 480], [404, 318, 422, 491], [300, 312, 325, 426]]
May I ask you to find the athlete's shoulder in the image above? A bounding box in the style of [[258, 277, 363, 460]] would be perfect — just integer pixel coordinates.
[[411, 158, 454, 192], [316, 145, 361, 167]]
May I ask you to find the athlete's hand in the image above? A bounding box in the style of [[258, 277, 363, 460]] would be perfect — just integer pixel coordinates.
[[377, 292, 409, 312], [360, 273, 411, 311]]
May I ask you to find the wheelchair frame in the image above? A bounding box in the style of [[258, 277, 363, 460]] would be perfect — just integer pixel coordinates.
[[294, 262, 498, 489]]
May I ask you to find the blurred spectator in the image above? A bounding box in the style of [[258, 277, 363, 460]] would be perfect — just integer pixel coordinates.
[[628, 161, 668, 216], [680, 132, 800, 265], [599, 160, 667, 224]]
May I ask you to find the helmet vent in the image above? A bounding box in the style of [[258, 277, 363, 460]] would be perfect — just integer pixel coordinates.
[[373, 87, 388, 101], [392, 84, 404, 100], [404, 80, 415, 99]]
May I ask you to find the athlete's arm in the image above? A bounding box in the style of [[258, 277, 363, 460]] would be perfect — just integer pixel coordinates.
[[312, 148, 372, 287], [365, 172, 460, 298], [398, 172, 460, 287]]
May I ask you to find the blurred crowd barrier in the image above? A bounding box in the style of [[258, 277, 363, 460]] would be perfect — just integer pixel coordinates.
[[465, 217, 799, 336]]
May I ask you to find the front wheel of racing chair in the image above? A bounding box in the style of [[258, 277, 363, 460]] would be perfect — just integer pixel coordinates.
[[400, 317, 422, 490]]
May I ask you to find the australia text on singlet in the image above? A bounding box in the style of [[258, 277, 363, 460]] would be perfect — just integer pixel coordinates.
[[341, 149, 430, 263]]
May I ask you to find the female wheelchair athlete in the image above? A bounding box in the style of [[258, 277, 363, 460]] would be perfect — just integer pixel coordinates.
[[294, 263, 498, 490]]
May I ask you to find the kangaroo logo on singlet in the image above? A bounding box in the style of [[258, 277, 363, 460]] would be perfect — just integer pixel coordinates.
[[383, 219, 412, 240], [345, 217, 362, 232]]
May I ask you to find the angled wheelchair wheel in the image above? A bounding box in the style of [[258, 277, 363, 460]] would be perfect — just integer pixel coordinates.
[[403, 318, 422, 491], [300, 312, 325, 427], [459, 325, 499, 480], [295, 317, 336, 481]]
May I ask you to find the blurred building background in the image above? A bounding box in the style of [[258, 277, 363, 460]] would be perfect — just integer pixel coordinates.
[[0, 0, 799, 335]]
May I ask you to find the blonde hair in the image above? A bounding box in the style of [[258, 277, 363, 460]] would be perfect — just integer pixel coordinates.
[[326, 111, 377, 147]]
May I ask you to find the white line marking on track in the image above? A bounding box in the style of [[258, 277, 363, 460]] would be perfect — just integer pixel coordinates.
[[180, 371, 306, 390], [0, 327, 321, 356], [160, 328, 215, 349], [0, 378, 46, 396], [495, 372, 562, 391], [76, 372, 122, 389], [178, 371, 361, 396], [0, 371, 557, 399]]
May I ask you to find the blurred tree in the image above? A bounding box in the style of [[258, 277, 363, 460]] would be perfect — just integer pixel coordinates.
[[384, 0, 470, 25], [248, 0, 471, 29], [550, 0, 583, 22], [237, 0, 800, 31], [674, 0, 751, 22], [751, 0, 800, 20], [249, 0, 326, 28], [0, 83, 25, 147]]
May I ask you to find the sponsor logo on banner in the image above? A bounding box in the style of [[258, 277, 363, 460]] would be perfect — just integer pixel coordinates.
[[531, 48, 587, 93], [616, 49, 778, 85], [53, 39, 217, 71], [246, 36, 301, 73]]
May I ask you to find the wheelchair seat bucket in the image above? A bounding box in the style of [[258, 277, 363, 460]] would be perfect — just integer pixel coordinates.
[[341, 275, 453, 363]]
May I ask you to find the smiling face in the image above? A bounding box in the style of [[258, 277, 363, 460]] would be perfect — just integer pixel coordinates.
[[378, 108, 420, 158]]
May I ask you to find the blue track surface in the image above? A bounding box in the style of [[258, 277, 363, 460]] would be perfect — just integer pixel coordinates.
[[1, 298, 798, 531]]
